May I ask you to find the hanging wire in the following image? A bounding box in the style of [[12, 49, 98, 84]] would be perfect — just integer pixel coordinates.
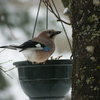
[[0, 67, 13, 79], [46, 3, 48, 29], [51, 0, 72, 53], [32, 0, 42, 38]]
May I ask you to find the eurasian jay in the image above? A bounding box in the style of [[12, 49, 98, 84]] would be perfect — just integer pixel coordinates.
[[0, 29, 61, 63]]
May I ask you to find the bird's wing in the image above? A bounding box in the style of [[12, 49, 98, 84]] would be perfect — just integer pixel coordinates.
[[19, 40, 52, 52]]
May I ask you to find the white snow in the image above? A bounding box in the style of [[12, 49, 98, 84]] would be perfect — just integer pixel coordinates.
[[93, 0, 100, 6], [63, 8, 70, 16], [86, 46, 95, 54], [90, 56, 96, 62]]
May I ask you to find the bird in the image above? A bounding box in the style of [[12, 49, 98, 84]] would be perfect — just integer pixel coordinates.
[[0, 29, 61, 63]]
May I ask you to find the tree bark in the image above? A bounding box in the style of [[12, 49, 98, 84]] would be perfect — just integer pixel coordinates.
[[62, 0, 100, 100]]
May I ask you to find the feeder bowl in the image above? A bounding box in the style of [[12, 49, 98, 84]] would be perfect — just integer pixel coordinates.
[[14, 59, 72, 100]]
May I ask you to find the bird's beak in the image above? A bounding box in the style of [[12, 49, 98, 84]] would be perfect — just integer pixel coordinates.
[[55, 31, 62, 35]]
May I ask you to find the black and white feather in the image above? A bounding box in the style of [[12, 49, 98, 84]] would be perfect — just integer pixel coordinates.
[[0, 40, 48, 52]]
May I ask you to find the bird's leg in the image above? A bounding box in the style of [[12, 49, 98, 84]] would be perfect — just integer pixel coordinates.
[[32, 62, 38, 64], [50, 55, 63, 60], [50, 56, 54, 60], [42, 62, 46, 64], [54, 55, 63, 60], [32, 61, 45, 64]]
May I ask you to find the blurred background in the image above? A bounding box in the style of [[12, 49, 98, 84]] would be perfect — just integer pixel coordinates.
[[0, 0, 72, 100]]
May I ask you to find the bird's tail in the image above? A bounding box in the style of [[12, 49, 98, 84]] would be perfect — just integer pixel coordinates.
[[0, 45, 19, 50]]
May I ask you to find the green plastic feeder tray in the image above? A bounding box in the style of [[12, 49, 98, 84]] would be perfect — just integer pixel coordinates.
[[14, 59, 72, 100]]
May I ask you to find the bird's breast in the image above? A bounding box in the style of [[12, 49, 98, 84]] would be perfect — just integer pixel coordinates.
[[22, 48, 54, 63]]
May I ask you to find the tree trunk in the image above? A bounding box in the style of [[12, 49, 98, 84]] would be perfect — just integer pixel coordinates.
[[62, 0, 100, 100]]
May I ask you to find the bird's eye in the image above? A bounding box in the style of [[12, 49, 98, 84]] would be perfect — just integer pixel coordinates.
[[49, 31, 51, 34]]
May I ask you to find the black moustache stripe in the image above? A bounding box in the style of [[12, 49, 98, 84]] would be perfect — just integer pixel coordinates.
[[50, 34, 55, 38]]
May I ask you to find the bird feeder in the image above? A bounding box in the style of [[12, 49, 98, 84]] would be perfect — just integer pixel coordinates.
[[14, 0, 72, 100]]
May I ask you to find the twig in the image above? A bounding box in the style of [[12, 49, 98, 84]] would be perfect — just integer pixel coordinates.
[[5, 67, 16, 72], [0, 59, 14, 78], [0, 60, 12, 65], [57, 19, 71, 25], [0, 49, 6, 53], [0, 67, 13, 79], [42, 0, 71, 25]]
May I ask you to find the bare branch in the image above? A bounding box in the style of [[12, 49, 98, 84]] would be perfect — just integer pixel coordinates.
[[0, 49, 6, 53], [42, 0, 71, 25], [0, 67, 13, 79], [5, 67, 16, 72], [0, 60, 12, 65], [57, 19, 71, 25], [0, 59, 13, 79]]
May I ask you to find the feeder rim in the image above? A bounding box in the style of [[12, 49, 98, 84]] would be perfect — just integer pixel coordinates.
[[19, 78, 71, 81], [13, 59, 72, 67]]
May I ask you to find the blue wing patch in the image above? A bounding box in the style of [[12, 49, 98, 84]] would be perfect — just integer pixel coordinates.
[[43, 46, 52, 51]]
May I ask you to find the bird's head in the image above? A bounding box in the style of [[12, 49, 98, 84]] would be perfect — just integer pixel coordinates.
[[38, 29, 61, 40]]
